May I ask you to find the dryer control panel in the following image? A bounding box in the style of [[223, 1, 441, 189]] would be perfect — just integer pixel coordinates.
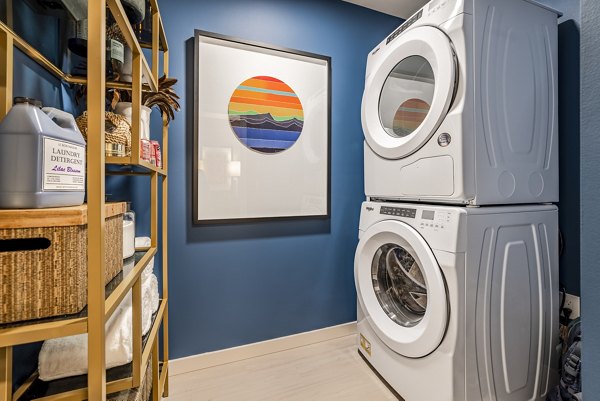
[[386, 9, 423, 45], [427, 0, 449, 16]]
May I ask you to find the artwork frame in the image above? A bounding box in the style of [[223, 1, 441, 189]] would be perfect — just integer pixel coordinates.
[[193, 30, 331, 225]]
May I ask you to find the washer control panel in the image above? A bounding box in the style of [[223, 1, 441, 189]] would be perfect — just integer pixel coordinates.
[[418, 209, 452, 231], [380, 206, 416, 219]]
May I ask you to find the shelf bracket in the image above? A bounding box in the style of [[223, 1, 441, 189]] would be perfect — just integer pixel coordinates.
[[0, 347, 12, 401], [87, 0, 108, 399], [0, 28, 13, 119]]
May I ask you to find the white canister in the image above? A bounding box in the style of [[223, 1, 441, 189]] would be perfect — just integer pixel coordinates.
[[114, 102, 152, 140], [123, 202, 136, 259]]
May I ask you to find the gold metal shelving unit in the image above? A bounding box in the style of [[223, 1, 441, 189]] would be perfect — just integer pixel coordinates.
[[0, 0, 170, 400]]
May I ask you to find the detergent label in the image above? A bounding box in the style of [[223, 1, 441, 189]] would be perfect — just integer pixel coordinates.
[[110, 39, 124, 64], [43, 137, 86, 191]]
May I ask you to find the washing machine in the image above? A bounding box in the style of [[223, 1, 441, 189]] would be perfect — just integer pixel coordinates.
[[355, 201, 559, 401], [362, 0, 560, 205]]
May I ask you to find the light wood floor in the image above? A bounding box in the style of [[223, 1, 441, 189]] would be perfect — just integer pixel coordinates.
[[166, 335, 398, 401]]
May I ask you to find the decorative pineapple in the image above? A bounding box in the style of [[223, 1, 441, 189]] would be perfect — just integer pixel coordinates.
[[111, 75, 181, 125], [142, 75, 181, 124]]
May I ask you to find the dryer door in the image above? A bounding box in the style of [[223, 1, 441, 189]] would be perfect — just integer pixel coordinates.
[[362, 26, 457, 160], [355, 220, 449, 358]]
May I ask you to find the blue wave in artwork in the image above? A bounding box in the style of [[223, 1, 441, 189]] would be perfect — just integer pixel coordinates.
[[232, 127, 301, 143], [239, 138, 296, 151]]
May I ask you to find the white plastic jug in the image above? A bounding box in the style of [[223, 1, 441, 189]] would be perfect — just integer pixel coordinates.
[[0, 98, 86, 208]]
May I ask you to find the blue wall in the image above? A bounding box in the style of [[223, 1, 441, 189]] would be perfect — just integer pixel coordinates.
[[580, 0, 600, 395], [158, 0, 400, 358]]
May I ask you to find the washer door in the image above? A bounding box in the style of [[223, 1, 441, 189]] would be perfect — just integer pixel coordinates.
[[355, 220, 449, 358], [362, 26, 457, 160]]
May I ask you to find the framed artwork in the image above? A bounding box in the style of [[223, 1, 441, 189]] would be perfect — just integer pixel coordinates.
[[193, 30, 331, 224]]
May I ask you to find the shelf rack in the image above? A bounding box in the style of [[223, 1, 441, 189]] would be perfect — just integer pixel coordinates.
[[0, 0, 170, 400]]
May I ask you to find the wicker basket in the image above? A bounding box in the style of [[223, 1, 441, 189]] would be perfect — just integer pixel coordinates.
[[76, 111, 132, 157], [0, 203, 126, 324], [108, 359, 153, 401]]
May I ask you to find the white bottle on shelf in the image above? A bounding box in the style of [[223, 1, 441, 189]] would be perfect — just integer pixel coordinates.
[[0, 98, 86, 208]]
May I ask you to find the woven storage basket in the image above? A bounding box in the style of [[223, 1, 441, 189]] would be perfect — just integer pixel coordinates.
[[0, 203, 126, 324], [76, 111, 132, 156], [108, 359, 153, 401]]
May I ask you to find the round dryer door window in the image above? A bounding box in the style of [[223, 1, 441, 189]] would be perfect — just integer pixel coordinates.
[[362, 26, 456, 160], [355, 219, 448, 358], [379, 56, 435, 139]]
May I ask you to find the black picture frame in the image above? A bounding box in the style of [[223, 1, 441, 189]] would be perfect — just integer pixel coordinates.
[[192, 30, 331, 225]]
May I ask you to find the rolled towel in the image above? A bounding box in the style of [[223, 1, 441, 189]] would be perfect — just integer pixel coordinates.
[[134, 236, 151, 249], [142, 274, 160, 334], [38, 274, 159, 381]]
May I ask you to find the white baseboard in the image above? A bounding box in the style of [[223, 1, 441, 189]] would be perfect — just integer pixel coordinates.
[[169, 322, 357, 377]]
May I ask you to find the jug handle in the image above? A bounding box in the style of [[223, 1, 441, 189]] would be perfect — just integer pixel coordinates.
[[42, 107, 81, 133]]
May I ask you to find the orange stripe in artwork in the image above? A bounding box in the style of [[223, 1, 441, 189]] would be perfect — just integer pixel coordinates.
[[244, 78, 296, 93], [230, 96, 304, 110], [232, 89, 302, 105], [229, 102, 304, 119]]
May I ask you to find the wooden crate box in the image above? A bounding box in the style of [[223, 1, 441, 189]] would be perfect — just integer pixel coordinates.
[[0, 203, 125, 324]]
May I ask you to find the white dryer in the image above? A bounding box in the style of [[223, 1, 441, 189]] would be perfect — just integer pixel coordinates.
[[355, 201, 559, 401], [362, 0, 560, 205]]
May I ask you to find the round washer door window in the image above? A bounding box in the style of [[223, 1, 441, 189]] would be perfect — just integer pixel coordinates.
[[354, 219, 448, 358], [379, 56, 434, 139], [372, 243, 428, 328]]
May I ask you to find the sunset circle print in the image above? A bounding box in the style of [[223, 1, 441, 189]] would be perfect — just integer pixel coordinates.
[[228, 76, 304, 154]]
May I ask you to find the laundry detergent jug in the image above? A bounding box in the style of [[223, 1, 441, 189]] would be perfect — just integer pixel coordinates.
[[0, 98, 86, 208]]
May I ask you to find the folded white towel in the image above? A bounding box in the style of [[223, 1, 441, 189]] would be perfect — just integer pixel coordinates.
[[134, 237, 151, 248], [133, 237, 155, 282], [38, 272, 160, 381]]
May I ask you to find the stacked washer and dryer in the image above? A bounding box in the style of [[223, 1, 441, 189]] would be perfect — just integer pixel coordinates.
[[354, 1, 561, 400]]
